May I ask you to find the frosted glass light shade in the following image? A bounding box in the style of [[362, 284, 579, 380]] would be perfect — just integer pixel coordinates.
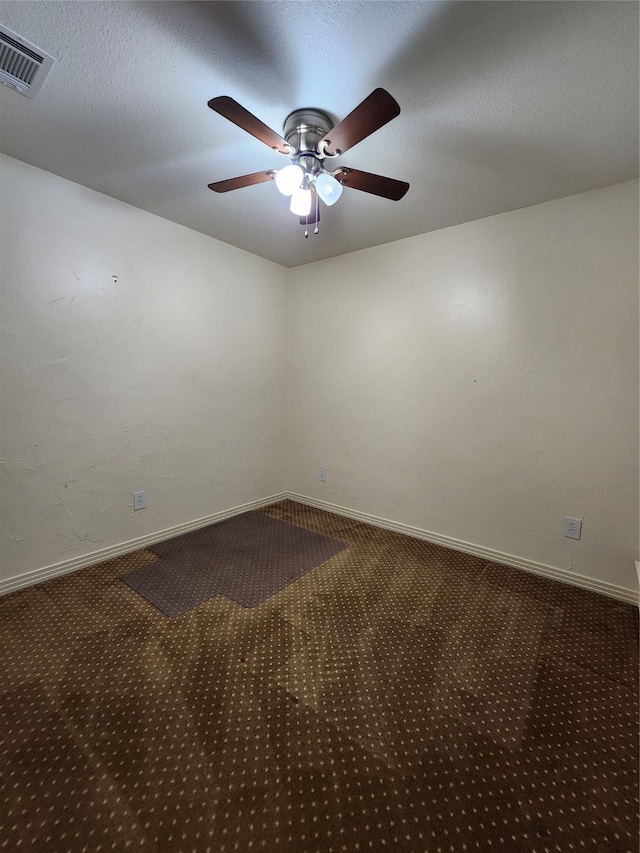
[[315, 172, 343, 206], [275, 164, 304, 196], [290, 187, 312, 216]]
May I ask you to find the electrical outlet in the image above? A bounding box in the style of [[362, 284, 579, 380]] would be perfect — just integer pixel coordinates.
[[134, 490, 146, 511], [318, 467, 326, 482], [564, 517, 581, 540]]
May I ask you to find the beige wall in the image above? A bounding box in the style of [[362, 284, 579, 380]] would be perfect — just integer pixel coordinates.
[[0, 155, 287, 584], [2, 155, 637, 597], [287, 181, 639, 593]]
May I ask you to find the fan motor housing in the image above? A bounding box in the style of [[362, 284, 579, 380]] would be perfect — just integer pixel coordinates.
[[283, 108, 333, 156]]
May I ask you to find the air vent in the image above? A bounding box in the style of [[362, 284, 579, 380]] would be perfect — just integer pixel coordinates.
[[0, 24, 56, 98]]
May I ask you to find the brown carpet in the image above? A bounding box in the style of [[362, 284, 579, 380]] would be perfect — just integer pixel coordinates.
[[121, 510, 347, 615], [0, 499, 637, 852]]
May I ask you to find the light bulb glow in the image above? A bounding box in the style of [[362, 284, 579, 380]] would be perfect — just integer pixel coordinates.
[[315, 172, 343, 206], [275, 164, 304, 196], [290, 187, 312, 216]]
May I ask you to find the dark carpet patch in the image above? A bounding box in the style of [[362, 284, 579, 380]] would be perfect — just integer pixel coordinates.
[[120, 510, 347, 616]]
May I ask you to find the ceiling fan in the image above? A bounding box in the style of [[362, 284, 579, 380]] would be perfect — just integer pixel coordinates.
[[207, 88, 410, 235]]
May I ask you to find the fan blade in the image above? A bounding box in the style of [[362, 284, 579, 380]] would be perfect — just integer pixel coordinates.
[[208, 171, 275, 193], [319, 89, 400, 157], [334, 168, 409, 201], [208, 96, 291, 155]]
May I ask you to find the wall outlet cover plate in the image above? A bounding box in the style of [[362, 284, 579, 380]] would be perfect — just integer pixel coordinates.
[[564, 517, 581, 540]]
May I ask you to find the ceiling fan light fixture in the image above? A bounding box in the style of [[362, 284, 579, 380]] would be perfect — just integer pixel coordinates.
[[290, 187, 312, 217], [207, 89, 409, 237], [315, 171, 343, 206], [275, 163, 304, 196]]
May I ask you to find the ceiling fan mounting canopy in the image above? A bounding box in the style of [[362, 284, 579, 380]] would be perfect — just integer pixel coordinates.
[[206, 88, 409, 230], [283, 108, 334, 156]]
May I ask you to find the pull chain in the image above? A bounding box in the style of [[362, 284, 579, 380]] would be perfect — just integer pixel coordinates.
[[314, 191, 319, 235]]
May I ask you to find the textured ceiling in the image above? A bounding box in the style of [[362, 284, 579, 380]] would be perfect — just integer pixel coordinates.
[[0, 1, 637, 267]]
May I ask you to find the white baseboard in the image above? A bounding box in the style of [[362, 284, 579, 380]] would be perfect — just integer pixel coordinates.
[[2, 490, 637, 607], [287, 493, 639, 607], [0, 492, 288, 597]]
